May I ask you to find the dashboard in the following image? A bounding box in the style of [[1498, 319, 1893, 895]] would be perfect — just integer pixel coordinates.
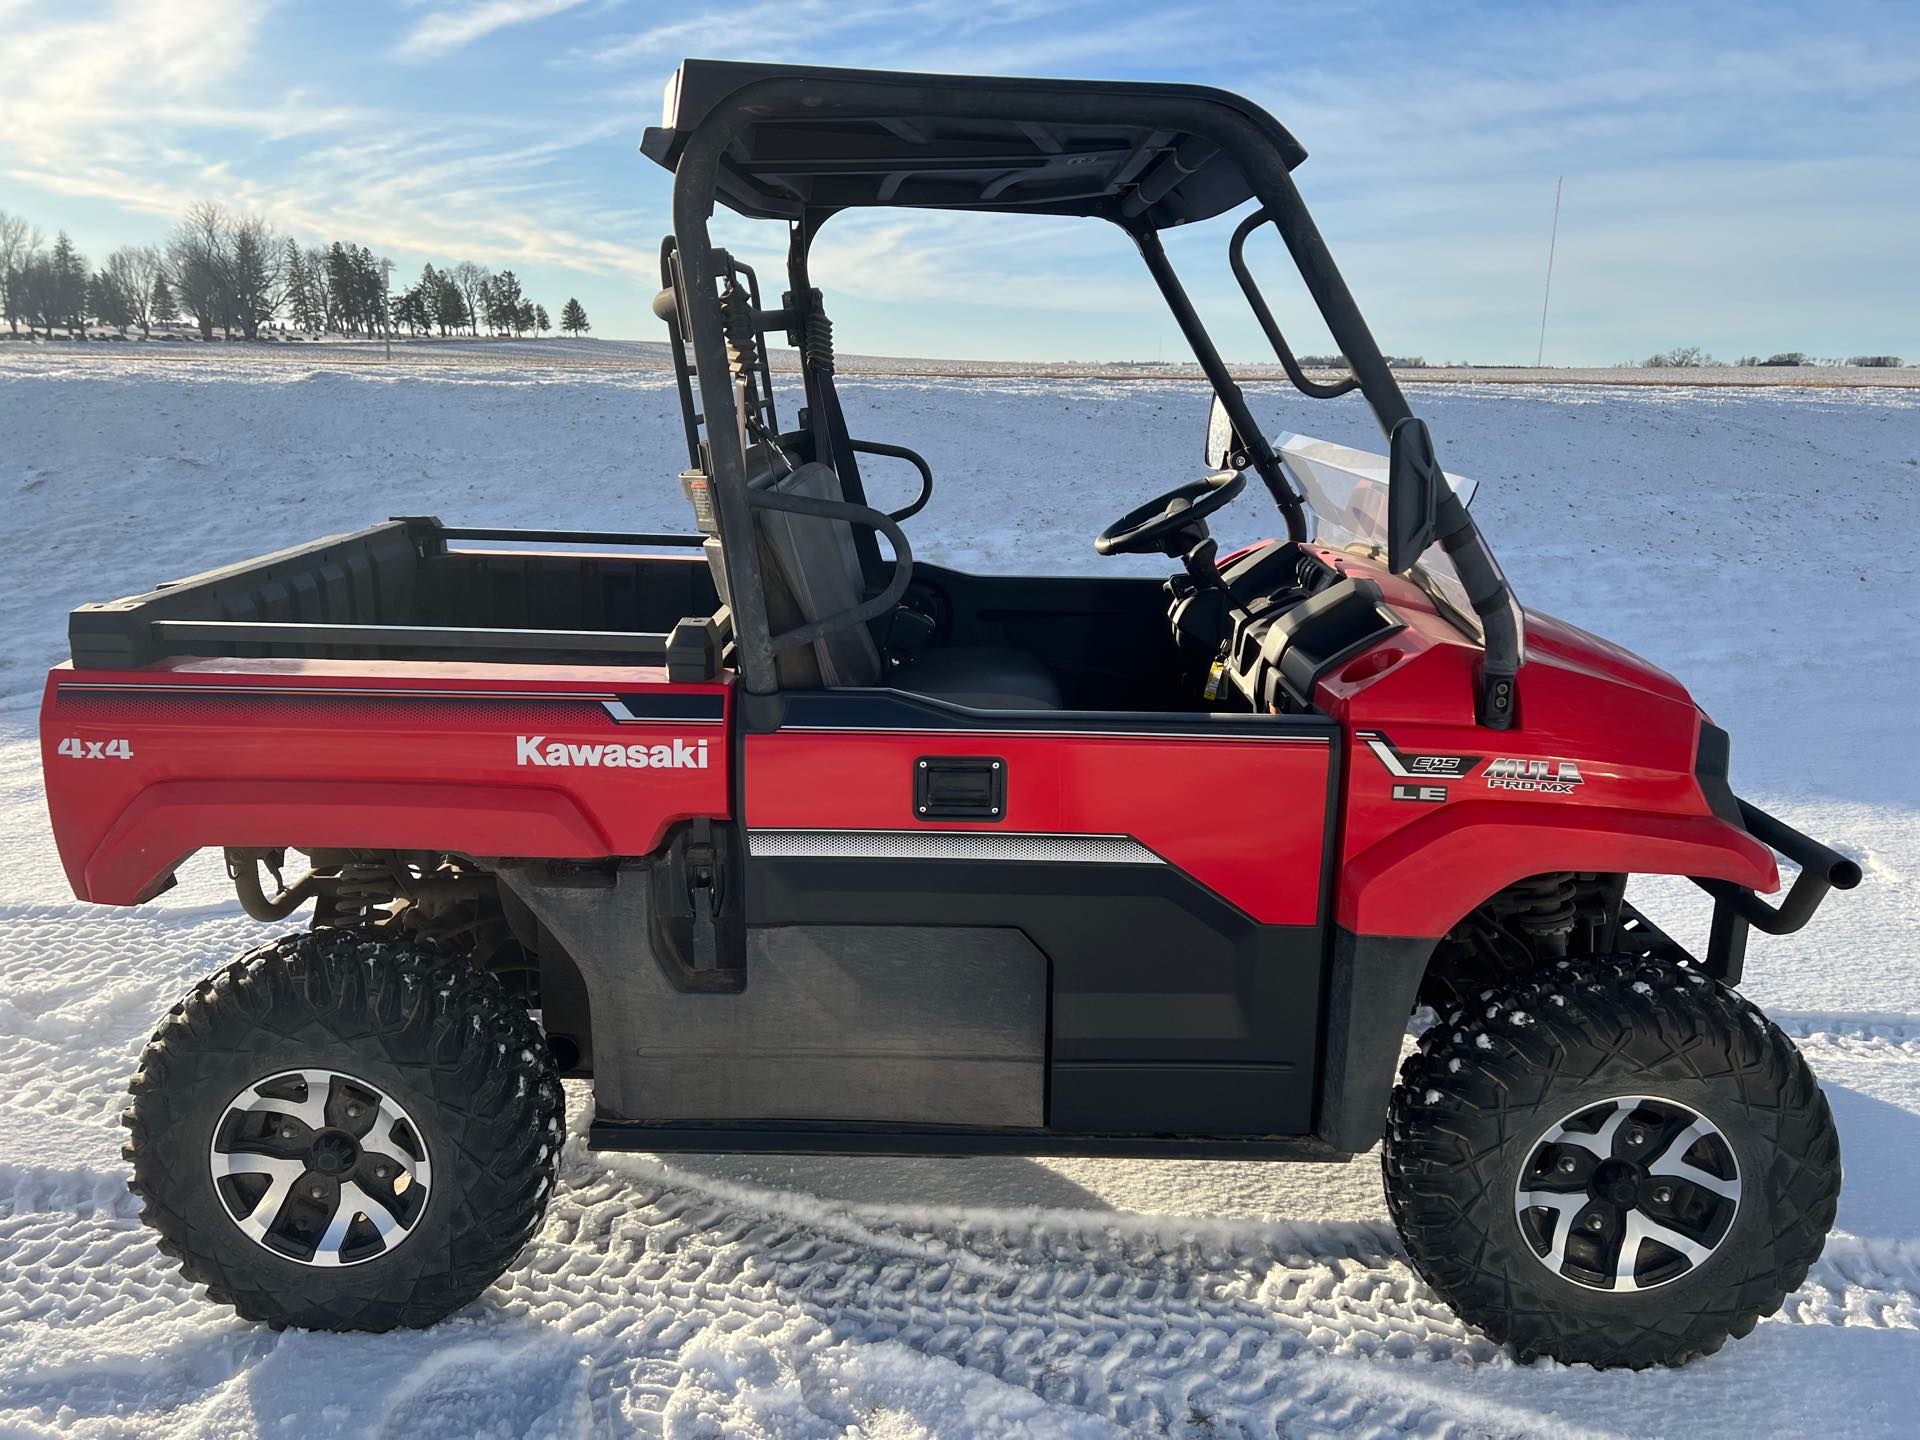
[[1167, 542, 1404, 714]]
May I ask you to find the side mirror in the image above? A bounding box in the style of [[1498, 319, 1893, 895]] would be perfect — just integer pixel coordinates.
[[1387, 417, 1441, 572], [1204, 393, 1247, 470]]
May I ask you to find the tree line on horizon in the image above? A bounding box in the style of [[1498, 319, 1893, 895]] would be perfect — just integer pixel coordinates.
[[1640, 346, 1903, 368], [0, 203, 591, 344]]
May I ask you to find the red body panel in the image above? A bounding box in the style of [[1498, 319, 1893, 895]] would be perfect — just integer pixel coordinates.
[[746, 726, 1331, 925], [40, 545, 1779, 941], [1305, 547, 1777, 936], [40, 658, 731, 904]]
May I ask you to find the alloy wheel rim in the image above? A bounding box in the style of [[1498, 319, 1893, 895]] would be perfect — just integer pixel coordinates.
[[1513, 1095, 1740, 1292], [209, 1068, 432, 1268]]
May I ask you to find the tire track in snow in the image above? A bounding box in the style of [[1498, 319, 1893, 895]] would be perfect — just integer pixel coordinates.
[[4, 1131, 1908, 1439]]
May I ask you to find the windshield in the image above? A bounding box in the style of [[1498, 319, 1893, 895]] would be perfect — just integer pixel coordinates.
[[1274, 432, 1485, 640]]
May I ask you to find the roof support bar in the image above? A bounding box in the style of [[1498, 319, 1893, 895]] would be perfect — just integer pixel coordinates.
[[1228, 207, 1359, 401], [664, 72, 1526, 720], [1133, 228, 1305, 539]]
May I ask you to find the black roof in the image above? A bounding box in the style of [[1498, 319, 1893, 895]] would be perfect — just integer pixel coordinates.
[[640, 59, 1307, 228]]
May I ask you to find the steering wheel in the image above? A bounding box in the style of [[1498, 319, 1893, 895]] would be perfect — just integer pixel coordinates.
[[1094, 470, 1247, 556]]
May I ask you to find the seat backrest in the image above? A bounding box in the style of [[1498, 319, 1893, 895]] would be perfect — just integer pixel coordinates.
[[697, 457, 883, 689]]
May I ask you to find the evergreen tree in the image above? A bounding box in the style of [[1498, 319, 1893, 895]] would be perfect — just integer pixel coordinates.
[[87, 267, 133, 334], [434, 274, 467, 336], [534, 303, 549, 336], [49, 232, 87, 336], [325, 243, 381, 336], [513, 298, 534, 336], [282, 239, 326, 334], [228, 216, 279, 339], [486, 269, 523, 335], [560, 296, 588, 335], [394, 283, 430, 335], [149, 270, 178, 327]]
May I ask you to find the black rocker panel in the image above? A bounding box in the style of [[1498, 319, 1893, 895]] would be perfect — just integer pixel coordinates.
[[747, 856, 1321, 1135]]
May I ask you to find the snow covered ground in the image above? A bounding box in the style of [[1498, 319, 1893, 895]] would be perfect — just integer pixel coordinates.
[[7, 332, 1915, 386], [0, 349, 1915, 1436]]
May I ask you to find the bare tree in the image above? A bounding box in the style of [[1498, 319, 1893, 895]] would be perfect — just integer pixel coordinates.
[[450, 261, 489, 338], [101, 248, 153, 336], [0, 210, 42, 337], [169, 201, 234, 340], [303, 245, 332, 332], [125, 246, 162, 337]]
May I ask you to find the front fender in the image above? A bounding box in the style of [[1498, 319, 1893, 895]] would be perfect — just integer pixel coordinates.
[[1337, 799, 1778, 938]]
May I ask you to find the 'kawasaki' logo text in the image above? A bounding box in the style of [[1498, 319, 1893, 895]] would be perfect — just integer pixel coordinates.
[[516, 735, 709, 769]]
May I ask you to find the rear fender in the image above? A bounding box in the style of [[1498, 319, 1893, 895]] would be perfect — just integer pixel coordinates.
[[39, 666, 732, 905], [80, 780, 613, 905]]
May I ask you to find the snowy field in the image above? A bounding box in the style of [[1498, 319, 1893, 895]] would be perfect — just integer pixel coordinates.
[[0, 348, 1916, 1436], [7, 333, 1915, 386]]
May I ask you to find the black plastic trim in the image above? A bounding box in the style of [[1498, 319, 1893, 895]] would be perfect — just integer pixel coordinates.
[[1693, 720, 1743, 827], [767, 687, 1334, 740], [589, 1118, 1349, 1161], [145, 619, 670, 660], [749, 854, 1324, 1135], [607, 691, 726, 723]]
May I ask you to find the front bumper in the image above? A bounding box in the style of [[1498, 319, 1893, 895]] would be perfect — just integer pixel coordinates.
[[1691, 796, 1863, 981]]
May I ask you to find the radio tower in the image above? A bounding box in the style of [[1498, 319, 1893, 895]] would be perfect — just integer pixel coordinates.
[[1536, 176, 1562, 368]]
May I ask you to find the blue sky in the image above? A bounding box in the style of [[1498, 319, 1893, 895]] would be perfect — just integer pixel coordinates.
[[1, 0, 1915, 363]]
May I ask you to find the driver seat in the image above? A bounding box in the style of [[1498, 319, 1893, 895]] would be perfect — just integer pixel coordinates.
[[717, 459, 1063, 710]]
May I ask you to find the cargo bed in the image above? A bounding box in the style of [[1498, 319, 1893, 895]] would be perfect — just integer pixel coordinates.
[[67, 517, 722, 672]]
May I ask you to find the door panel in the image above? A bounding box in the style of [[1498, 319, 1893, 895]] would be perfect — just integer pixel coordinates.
[[743, 690, 1338, 1135], [746, 693, 1333, 926]]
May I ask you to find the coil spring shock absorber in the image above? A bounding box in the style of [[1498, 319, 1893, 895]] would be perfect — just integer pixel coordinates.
[[1501, 872, 1579, 956]]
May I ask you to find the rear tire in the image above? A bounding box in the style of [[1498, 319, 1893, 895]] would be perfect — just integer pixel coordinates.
[[124, 930, 564, 1331], [1383, 957, 1839, 1367]]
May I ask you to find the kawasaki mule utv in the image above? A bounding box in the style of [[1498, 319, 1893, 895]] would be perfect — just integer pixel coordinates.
[[41, 61, 1856, 1366]]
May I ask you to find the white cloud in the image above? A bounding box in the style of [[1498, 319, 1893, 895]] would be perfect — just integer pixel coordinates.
[[578, 0, 1109, 70], [395, 0, 594, 60], [0, 0, 1912, 357], [0, 0, 658, 287]]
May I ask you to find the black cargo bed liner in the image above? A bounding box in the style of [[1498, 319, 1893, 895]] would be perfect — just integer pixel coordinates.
[[68, 517, 717, 670]]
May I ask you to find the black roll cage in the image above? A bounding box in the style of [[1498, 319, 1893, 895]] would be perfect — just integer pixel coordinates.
[[648, 62, 1523, 726]]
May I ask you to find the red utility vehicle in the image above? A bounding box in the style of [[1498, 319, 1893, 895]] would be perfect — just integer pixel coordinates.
[[42, 62, 1857, 1366]]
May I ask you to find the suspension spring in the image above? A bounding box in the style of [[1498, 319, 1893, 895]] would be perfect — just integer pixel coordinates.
[[1503, 872, 1579, 947]]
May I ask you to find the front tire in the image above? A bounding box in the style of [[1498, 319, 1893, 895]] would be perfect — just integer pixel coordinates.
[[1383, 957, 1840, 1367], [124, 930, 564, 1331]]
